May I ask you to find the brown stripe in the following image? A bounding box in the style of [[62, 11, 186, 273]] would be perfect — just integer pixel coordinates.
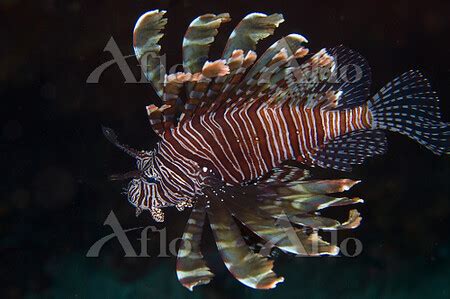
[[361, 104, 373, 129], [339, 110, 347, 135], [312, 107, 325, 147], [248, 101, 272, 172], [282, 102, 301, 159]]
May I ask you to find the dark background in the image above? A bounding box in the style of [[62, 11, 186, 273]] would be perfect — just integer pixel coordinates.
[[1, 0, 449, 298]]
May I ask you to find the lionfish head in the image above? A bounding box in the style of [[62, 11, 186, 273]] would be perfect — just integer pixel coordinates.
[[102, 126, 165, 222]]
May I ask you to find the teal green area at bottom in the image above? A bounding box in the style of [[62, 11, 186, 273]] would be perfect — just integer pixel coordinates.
[[26, 253, 449, 299]]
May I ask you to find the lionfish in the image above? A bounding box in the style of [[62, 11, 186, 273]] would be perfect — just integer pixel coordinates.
[[103, 10, 449, 290]]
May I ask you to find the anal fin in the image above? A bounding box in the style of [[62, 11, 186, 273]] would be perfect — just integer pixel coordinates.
[[311, 130, 387, 171]]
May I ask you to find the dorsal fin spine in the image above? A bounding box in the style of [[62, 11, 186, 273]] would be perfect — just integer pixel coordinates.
[[146, 104, 164, 135], [208, 50, 258, 113], [161, 73, 192, 129], [133, 10, 168, 98]]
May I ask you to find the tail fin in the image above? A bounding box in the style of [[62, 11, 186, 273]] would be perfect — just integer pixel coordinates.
[[369, 70, 449, 155]]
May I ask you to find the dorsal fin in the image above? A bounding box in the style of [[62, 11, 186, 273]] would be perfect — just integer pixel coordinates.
[[268, 46, 371, 109], [200, 50, 246, 109], [222, 13, 284, 59], [190, 13, 286, 113], [329, 46, 372, 109], [242, 38, 309, 101], [133, 10, 168, 97], [183, 13, 231, 93], [210, 34, 308, 110], [161, 72, 192, 130], [133, 12, 372, 138], [238, 34, 308, 94], [225, 45, 331, 110], [179, 60, 230, 122], [145, 104, 164, 135], [282, 48, 336, 102], [207, 50, 258, 113]]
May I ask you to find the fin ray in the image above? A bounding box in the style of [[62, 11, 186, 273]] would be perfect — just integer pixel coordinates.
[[222, 13, 284, 59], [369, 70, 449, 155], [183, 13, 231, 92], [311, 130, 388, 171], [176, 199, 214, 291], [205, 191, 284, 289], [133, 10, 167, 97]]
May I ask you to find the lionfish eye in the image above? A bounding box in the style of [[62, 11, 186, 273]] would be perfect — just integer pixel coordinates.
[[144, 176, 159, 184]]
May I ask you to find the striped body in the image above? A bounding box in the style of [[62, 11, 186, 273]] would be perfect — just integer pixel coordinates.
[[158, 101, 372, 189]]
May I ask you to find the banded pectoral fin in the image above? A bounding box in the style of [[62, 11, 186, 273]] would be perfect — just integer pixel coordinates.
[[222, 174, 362, 256], [176, 165, 364, 290], [257, 178, 363, 230], [205, 190, 284, 289], [224, 198, 339, 256], [176, 198, 214, 291]]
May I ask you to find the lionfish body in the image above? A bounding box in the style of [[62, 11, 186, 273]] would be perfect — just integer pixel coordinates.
[[105, 10, 449, 290], [162, 103, 373, 185]]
